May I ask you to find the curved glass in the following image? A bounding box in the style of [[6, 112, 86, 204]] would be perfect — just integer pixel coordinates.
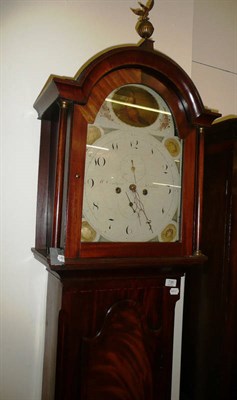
[[81, 84, 183, 243]]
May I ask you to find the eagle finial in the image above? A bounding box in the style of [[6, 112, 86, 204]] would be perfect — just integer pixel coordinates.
[[131, 0, 154, 20], [131, 0, 155, 39]]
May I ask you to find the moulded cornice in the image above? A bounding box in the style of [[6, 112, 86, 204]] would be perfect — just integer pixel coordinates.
[[34, 40, 220, 124]]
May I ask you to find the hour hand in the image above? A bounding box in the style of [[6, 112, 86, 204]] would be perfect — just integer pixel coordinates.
[[131, 160, 137, 184], [131, 159, 135, 172], [125, 192, 136, 213]]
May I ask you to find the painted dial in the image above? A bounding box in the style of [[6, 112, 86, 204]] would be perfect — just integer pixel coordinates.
[[82, 129, 181, 242]]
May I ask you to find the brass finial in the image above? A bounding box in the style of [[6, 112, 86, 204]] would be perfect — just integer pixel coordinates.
[[131, 0, 154, 39]]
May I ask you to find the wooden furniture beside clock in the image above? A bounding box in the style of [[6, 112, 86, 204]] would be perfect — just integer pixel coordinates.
[[32, 37, 219, 400], [180, 117, 237, 400]]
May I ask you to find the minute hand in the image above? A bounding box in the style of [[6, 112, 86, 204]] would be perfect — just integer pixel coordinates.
[[133, 190, 153, 232], [130, 160, 153, 232]]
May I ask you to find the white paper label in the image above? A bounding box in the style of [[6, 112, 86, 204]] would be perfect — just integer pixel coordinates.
[[57, 255, 65, 263], [170, 288, 179, 295], [165, 278, 177, 287]]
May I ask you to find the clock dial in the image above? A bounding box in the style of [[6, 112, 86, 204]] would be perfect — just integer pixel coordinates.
[[82, 84, 183, 243]]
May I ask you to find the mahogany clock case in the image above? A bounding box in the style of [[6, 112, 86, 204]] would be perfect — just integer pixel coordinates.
[[32, 39, 220, 400], [33, 40, 219, 263]]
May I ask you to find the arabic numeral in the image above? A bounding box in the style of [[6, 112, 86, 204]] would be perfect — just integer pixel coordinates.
[[93, 202, 99, 210], [108, 218, 114, 230], [111, 143, 119, 150], [130, 140, 139, 149], [126, 225, 133, 235], [94, 157, 106, 167], [87, 178, 95, 188]]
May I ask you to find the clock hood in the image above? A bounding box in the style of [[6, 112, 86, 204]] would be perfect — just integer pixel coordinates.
[[34, 40, 220, 125]]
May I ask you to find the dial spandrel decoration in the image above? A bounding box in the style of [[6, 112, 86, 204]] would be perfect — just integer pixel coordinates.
[[81, 84, 183, 243]]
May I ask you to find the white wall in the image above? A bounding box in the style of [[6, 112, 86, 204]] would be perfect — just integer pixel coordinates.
[[192, 0, 237, 116], [0, 1, 196, 399]]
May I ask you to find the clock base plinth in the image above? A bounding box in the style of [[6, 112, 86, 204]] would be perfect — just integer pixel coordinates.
[[37, 252, 186, 400]]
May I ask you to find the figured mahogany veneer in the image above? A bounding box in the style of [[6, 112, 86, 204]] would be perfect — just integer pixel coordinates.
[[41, 268, 182, 400], [32, 39, 220, 400], [33, 40, 219, 260]]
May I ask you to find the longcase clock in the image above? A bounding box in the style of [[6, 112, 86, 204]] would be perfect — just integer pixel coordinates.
[[32, 7, 219, 400]]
